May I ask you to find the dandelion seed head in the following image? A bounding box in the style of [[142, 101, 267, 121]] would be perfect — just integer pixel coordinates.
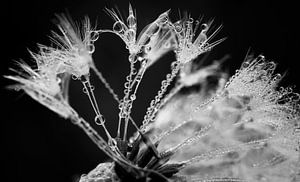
[[8, 61, 62, 96], [6, 6, 300, 182], [224, 55, 300, 128], [104, 5, 138, 55], [174, 17, 224, 64], [5, 61, 73, 118], [174, 19, 209, 63], [51, 14, 96, 77], [104, 6, 173, 63], [146, 54, 299, 181]]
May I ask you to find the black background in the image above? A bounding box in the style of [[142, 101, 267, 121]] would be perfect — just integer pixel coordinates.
[[2, 0, 298, 182]]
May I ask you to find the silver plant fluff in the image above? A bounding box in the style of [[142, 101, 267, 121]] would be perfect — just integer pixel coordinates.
[[5, 4, 300, 182]]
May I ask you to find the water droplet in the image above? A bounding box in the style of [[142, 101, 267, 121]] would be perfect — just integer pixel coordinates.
[[171, 61, 179, 70], [113, 21, 125, 33], [72, 75, 79, 80], [127, 15, 136, 28], [131, 68, 137, 75], [89, 85, 95, 91], [273, 73, 282, 81], [161, 80, 168, 87], [90, 31, 99, 42], [128, 54, 135, 62], [287, 87, 293, 93], [88, 44, 95, 54], [242, 61, 250, 68], [136, 74, 142, 82], [82, 87, 88, 94], [95, 115, 105, 125], [201, 23, 209, 33], [130, 94, 136, 101], [267, 62, 276, 70], [145, 46, 151, 53], [166, 73, 172, 80], [108, 138, 117, 148], [118, 102, 124, 109], [124, 89, 129, 95], [125, 29, 136, 42], [257, 55, 265, 62], [124, 82, 130, 88], [175, 24, 183, 33], [126, 75, 132, 82]]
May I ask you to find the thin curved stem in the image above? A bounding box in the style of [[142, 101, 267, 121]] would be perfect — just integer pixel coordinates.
[[80, 75, 112, 140], [91, 65, 120, 102]]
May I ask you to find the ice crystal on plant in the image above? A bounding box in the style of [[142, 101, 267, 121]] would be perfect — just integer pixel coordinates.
[[5, 3, 300, 182]]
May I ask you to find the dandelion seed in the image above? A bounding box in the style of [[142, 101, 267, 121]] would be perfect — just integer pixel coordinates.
[[5, 59, 72, 118], [51, 14, 117, 140], [51, 14, 97, 77], [104, 4, 174, 65], [174, 16, 225, 64]]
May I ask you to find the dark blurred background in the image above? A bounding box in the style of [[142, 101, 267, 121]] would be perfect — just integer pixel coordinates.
[[2, 0, 298, 182]]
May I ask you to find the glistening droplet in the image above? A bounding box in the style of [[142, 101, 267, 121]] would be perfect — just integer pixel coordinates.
[[242, 61, 250, 68], [95, 115, 105, 125]]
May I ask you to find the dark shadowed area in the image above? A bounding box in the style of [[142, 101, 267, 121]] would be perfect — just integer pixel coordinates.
[[2, 0, 297, 182]]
